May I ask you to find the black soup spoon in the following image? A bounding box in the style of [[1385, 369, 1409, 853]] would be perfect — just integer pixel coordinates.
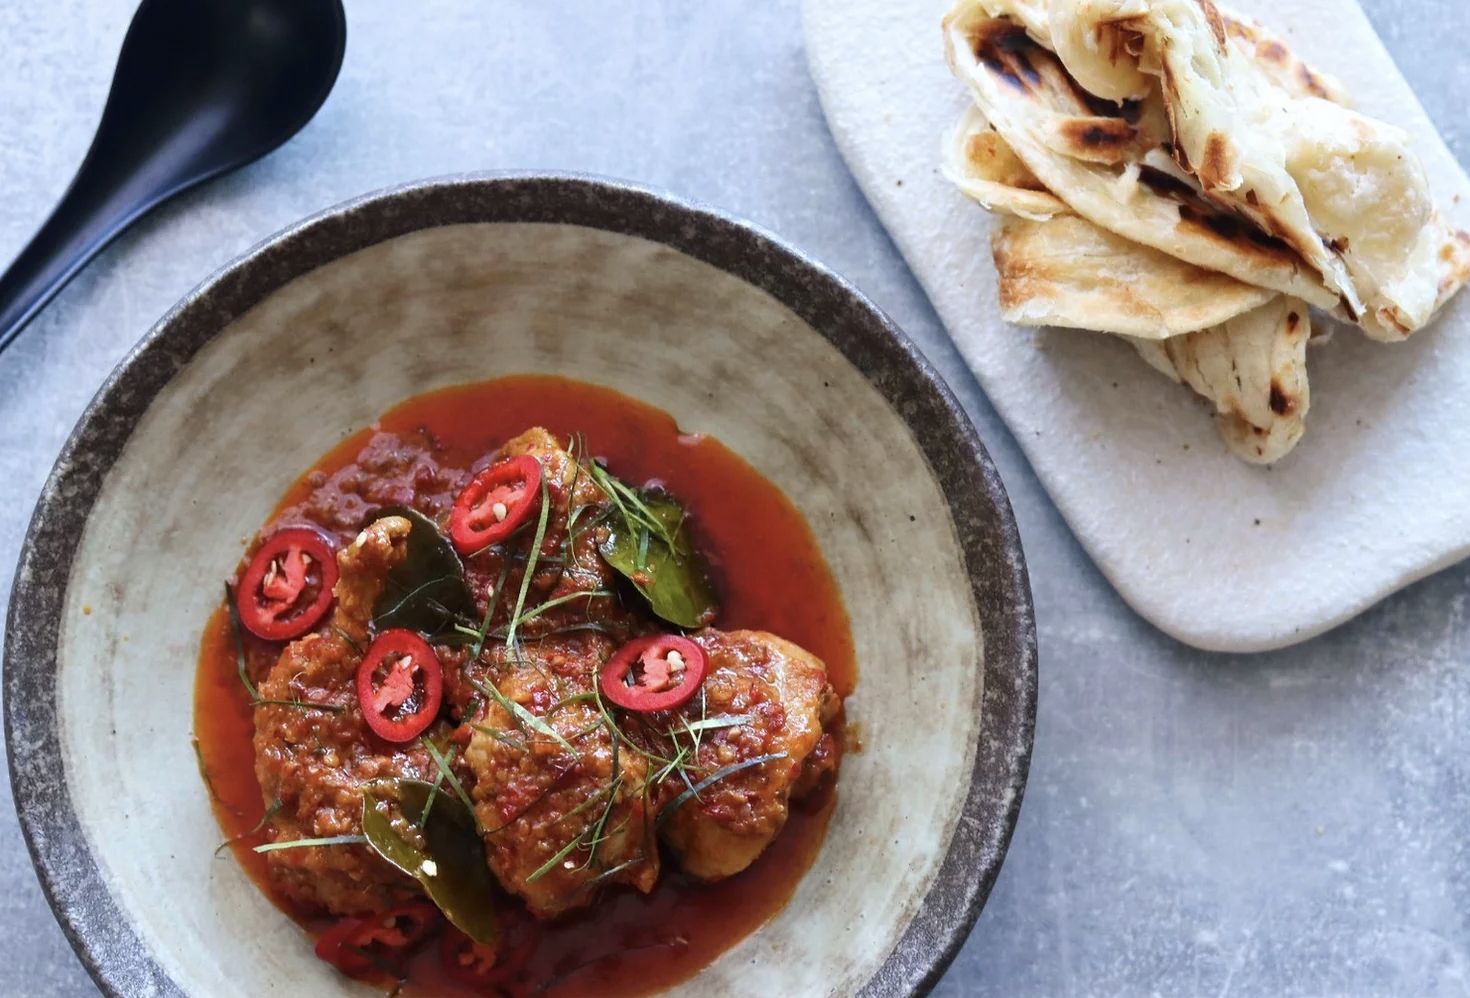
[[0, 0, 347, 355]]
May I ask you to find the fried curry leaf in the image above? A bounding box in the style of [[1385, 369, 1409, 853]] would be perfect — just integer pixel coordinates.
[[370, 506, 475, 635], [596, 487, 717, 628], [362, 780, 497, 945]]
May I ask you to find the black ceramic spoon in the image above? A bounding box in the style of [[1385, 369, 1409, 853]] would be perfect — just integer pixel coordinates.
[[0, 0, 347, 355]]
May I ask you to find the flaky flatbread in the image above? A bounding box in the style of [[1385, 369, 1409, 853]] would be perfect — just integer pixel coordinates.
[[992, 214, 1276, 337], [941, 0, 1468, 462], [946, 106, 1275, 335], [1045, 0, 1467, 338], [943, 107, 1068, 220], [942, 0, 1338, 308], [1131, 296, 1311, 464]]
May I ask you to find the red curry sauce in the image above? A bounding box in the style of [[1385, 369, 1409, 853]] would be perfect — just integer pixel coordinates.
[[193, 374, 856, 996]]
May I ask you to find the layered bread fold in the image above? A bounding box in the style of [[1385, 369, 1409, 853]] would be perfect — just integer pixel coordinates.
[[941, 0, 1470, 461]]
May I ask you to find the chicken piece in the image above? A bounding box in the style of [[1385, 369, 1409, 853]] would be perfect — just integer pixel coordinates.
[[462, 632, 659, 918], [460, 428, 632, 643], [254, 516, 440, 914], [656, 630, 839, 881], [443, 427, 641, 717]]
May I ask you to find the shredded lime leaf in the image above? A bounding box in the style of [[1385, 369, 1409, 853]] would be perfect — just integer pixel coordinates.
[[253, 834, 368, 853], [470, 677, 577, 756], [224, 583, 258, 701], [491, 589, 610, 637], [585, 857, 640, 888], [656, 753, 788, 829], [192, 737, 222, 806], [215, 799, 282, 857], [467, 558, 513, 662], [577, 726, 623, 872], [526, 824, 588, 884], [421, 738, 477, 825], [418, 743, 457, 825], [252, 698, 344, 713], [678, 714, 751, 736], [333, 626, 364, 655], [504, 473, 552, 650]]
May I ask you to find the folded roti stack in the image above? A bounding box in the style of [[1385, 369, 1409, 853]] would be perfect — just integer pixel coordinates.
[[941, 0, 1470, 463]]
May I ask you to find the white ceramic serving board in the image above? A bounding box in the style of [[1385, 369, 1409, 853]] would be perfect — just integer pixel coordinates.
[[804, 0, 1470, 653]]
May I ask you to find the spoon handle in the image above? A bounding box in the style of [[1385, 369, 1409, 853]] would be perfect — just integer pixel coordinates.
[[0, 155, 170, 355]]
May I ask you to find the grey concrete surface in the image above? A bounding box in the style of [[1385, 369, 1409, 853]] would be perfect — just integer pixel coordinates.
[[2, 1, 1468, 995]]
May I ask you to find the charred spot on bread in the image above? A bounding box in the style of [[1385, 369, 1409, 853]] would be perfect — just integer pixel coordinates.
[[1196, 0, 1229, 48], [1137, 164, 1197, 201], [1268, 381, 1293, 416], [971, 20, 1044, 92], [1196, 132, 1234, 189], [1055, 116, 1139, 164]]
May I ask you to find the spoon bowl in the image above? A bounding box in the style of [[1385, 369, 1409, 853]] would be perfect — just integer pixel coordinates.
[[0, 0, 347, 353]]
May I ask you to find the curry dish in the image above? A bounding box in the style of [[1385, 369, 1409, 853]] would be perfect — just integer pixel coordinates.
[[193, 375, 855, 995]]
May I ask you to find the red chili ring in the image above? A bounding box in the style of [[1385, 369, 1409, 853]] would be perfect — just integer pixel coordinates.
[[235, 527, 339, 641], [599, 634, 708, 713], [314, 900, 441, 979], [449, 454, 543, 555], [356, 629, 444, 743]]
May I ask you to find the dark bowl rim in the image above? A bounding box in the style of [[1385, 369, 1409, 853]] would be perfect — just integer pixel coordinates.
[[3, 171, 1037, 997]]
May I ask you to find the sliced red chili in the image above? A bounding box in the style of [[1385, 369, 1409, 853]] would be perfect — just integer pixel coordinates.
[[356, 629, 443, 742], [236, 527, 338, 641], [314, 900, 440, 979], [449, 454, 543, 555], [439, 920, 540, 989], [599, 634, 708, 713]]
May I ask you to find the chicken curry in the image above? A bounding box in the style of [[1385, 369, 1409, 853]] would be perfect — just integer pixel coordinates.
[[193, 375, 855, 995]]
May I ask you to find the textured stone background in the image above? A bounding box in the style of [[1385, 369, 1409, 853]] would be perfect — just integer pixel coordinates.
[[1, 1, 1468, 995]]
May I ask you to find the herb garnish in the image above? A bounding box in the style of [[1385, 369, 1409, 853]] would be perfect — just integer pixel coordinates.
[[253, 834, 369, 853], [524, 725, 623, 884], [235, 431, 747, 927], [215, 798, 283, 856], [655, 752, 788, 830], [470, 677, 578, 756], [192, 737, 222, 806], [333, 626, 365, 655], [463, 558, 513, 661], [361, 781, 497, 944], [225, 584, 343, 712], [225, 583, 258, 701], [421, 738, 477, 825], [587, 465, 717, 628], [678, 713, 751, 736], [509, 663, 763, 887], [503, 474, 552, 651], [370, 506, 475, 635], [418, 742, 458, 825], [564, 434, 593, 571], [577, 725, 623, 872], [253, 698, 345, 713], [490, 589, 610, 638]]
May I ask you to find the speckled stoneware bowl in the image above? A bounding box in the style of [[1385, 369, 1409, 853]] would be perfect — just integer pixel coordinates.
[[5, 174, 1035, 997]]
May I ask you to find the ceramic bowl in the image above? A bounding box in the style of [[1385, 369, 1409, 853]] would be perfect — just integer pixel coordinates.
[[4, 174, 1036, 996]]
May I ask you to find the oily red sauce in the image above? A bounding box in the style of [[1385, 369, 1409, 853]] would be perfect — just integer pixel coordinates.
[[193, 375, 857, 996]]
